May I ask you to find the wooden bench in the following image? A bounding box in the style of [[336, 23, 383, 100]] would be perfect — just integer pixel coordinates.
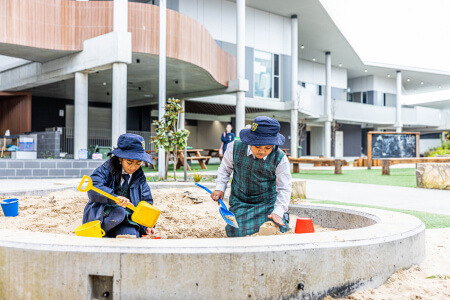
[[203, 149, 223, 164], [176, 155, 211, 171], [353, 157, 381, 167], [289, 158, 349, 174], [380, 157, 450, 175]]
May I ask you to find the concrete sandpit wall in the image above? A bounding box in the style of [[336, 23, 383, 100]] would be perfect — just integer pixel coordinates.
[[0, 191, 425, 299]]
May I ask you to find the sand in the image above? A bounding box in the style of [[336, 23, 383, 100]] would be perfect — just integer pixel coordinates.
[[327, 228, 450, 300], [0, 189, 333, 239]]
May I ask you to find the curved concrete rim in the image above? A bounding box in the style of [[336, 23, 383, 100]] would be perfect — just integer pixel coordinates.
[[0, 203, 424, 253]]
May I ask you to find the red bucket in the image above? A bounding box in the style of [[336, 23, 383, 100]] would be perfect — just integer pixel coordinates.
[[295, 218, 314, 234]]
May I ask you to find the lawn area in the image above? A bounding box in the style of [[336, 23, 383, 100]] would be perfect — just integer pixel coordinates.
[[292, 168, 416, 188], [142, 163, 220, 173], [310, 200, 450, 229]]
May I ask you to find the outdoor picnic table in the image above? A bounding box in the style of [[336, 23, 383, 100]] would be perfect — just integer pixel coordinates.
[[176, 149, 211, 170], [144, 149, 211, 170], [203, 149, 223, 164]]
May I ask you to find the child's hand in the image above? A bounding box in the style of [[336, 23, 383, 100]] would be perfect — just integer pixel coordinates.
[[268, 214, 285, 226], [146, 227, 156, 235], [211, 190, 224, 204], [117, 196, 132, 208]]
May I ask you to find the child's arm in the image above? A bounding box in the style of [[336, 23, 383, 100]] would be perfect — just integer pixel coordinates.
[[87, 165, 118, 205], [269, 156, 292, 225], [212, 141, 235, 201]]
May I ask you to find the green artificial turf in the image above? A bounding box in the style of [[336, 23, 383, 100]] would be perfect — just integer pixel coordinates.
[[310, 200, 450, 229], [142, 163, 220, 173], [292, 168, 417, 188]]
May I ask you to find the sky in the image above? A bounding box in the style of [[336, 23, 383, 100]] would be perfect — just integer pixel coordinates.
[[321, 0, 450, 74], [321, 0, 450, 104]]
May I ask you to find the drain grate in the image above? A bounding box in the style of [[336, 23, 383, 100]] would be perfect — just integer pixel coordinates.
[[89, 275, 113, 300]]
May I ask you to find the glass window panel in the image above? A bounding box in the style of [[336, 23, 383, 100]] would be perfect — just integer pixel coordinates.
[[274, 54, 279, 76], [274, 77, 279, 98], [254, 50, 272, 98]]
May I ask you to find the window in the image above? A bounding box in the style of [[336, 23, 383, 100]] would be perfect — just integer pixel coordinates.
[[318, 85, 322, 96], [362, 92, 367, 104], [254, 50, 280, 99], [383, 93, 387, 106]]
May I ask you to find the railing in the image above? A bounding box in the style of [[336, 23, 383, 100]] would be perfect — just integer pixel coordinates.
[[48, 127, 155, 158]]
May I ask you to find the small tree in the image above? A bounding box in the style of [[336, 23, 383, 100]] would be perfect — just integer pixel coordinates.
[[298, 118, 307, 156], [151, 98, 190, 180], [331, 121, 342, 157]]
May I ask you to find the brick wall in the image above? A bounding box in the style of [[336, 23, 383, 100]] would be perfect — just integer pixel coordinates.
[[0, 159, 106, 179]]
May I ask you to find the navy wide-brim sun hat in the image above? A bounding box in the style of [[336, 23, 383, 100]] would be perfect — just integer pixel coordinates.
[[108, 133, 153, 164], [239, 116, 285, 146]]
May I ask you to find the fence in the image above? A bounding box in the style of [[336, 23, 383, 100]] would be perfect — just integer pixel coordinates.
[[48, 127, 155, 158]]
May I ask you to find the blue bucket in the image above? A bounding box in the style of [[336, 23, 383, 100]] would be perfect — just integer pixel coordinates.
[[1, 198, 19, 217]]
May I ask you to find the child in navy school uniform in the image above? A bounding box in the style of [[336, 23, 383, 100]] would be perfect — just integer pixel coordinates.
[[82, 133, 155, 238]]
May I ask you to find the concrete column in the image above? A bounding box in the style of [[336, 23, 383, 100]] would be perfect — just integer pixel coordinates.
[[235, 0, 246, 136], [158, 0, 167, 177], [111, 0, 128, 147], [395, 70, 402, 133], [113, 0, 127, 32], [74, 72, 88, 159], [290, 15, 299, 158], [112, 63, 127, 147], [324, 51, 332, 158]]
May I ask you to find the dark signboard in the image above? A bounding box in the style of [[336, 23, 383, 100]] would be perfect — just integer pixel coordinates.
[[371, 134, 417, 159]]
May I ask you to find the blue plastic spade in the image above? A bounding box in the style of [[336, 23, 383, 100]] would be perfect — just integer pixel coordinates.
[[195, 183, 239, 228]]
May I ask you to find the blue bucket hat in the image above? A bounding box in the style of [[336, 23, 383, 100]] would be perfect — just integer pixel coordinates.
[[108, 133, 153, 164], [239, 116, 285, 146]]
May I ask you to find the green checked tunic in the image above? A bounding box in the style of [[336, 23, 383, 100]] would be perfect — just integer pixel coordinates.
[[226, 140, 289, 237]]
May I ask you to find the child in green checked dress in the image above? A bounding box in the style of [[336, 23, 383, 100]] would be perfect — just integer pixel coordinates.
[[211, 116, 292, 237]]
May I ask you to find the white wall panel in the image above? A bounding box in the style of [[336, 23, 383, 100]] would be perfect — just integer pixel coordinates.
[[179, 0, 198, 21], [283, 18, 292, 56], [179, 0, 291, 55], [373, 76, 397, 94], [269, 14, 284, 54], [245, 7, 255, 48], [298, 59, 347, 88], [253, 10, 271, 52], [203, 0, 222, 41], [221, 0, 236, 44], [197, 0, 204, 26]]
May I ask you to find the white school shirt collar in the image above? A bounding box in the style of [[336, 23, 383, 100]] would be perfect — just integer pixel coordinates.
[[121, 169, 132, 183], [246, 145, 268, 160]]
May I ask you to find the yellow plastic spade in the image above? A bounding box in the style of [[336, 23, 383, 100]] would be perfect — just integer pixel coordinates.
[[77, 175, 160, 228]]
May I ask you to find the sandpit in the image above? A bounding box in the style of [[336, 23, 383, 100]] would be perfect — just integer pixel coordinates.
[[0, 188, 334, 238]]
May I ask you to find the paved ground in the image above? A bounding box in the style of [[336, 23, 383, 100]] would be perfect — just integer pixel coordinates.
[[305, 179, 450, 215], [0, 179, 80, 196]]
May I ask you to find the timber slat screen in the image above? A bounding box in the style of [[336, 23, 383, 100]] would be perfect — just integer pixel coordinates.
[[367, 131, 420, 169]]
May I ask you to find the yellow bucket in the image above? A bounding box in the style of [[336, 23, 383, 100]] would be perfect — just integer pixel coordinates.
[[74, 220, 105, 238]]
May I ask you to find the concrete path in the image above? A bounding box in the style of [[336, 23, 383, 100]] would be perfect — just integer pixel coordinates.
[[0, 179, 79, 196], [304, 179, 450, 216]]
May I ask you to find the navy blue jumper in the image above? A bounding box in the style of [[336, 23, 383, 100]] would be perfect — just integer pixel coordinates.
[[82, 160, 153, 236]]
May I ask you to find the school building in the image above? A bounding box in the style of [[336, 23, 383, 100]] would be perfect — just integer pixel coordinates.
[[1, 0, 449, 159]]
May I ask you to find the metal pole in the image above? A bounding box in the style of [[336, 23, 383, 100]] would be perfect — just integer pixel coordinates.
[[324, 51, 332, 158], [395, 70, 402, 133], [180, 100, 188, 182], [235, 0, 246, 135], [158, 0, 167, 178]]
